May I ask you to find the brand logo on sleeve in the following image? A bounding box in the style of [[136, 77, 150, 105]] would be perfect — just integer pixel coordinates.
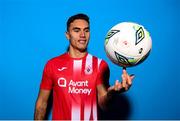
[[58, 67, 67, 71]]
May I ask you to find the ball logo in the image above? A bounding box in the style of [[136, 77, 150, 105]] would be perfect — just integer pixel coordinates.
[[114, 51, 131, 65], [135, 27, 145, 45], [58, 77, 66, 87], [105, 30, 120, 45], [106, 30, 120, 39]]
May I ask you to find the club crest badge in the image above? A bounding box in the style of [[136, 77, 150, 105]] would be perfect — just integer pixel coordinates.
[[85, 65, 93, 75]]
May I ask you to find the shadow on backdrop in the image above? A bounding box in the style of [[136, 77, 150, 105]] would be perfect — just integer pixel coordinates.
[[98, 93, 131, 120]]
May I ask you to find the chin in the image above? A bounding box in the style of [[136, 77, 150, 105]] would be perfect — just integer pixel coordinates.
[[79, 48, 87, 52]]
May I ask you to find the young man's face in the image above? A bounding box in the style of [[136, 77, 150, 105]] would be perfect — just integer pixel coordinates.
[[66, 19, 90, 52]]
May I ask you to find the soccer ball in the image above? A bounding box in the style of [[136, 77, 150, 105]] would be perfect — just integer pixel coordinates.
[[104, 22, 152, 67]]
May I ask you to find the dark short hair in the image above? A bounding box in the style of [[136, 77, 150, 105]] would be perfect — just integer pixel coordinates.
[[66, 13, 90, 31]]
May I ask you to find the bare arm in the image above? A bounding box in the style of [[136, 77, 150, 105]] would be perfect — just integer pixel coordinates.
[[34, 89, 51, 120], [97, 84, 119, 110], [97, 84, 109, 110], [97, 68, 135, 110]]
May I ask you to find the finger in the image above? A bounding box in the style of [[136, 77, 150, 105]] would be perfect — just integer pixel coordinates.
[[114, 80, 123, 91], [126, 75, 135, 90], [118, 81, 123, 89], [122, 74, 131, 91], [122, 71, 128, 84], [122, 68, 129, 84], [114, 80, 119, 91], [115, 80, 119, 85], [121, 73, 125, 80], [130, 74, 135, 80], [122, 80, 128, 91], [108, 80, 119, 91], [121, 75, 127, 88], [127, 74, 135, 85], [108, 86, 114, 91], [125, 85, 129, 91], [122, 67, 127, 75], [127, 74, 132, 85]]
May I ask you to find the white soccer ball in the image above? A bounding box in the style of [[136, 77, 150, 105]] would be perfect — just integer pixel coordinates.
[[104, 22, 152, 67]]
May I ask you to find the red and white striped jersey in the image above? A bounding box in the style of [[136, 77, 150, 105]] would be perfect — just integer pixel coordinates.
[[40, 52, 110, 120]]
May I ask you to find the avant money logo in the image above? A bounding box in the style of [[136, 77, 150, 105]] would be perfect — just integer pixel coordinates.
[[57, 77, 92, 95], [58, 77, 67, 87]]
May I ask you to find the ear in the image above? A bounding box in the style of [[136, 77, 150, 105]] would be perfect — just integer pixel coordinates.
[[65, 31, 70, 40]]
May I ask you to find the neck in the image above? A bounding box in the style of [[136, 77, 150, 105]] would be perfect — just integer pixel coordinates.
[[68, 47, 87, 58]]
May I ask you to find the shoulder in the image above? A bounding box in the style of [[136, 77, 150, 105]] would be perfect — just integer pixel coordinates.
[[47, 53, 67, 63], [44, 53, 68, 67]]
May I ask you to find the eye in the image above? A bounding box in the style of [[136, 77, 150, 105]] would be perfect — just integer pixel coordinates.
[[85, 29, 89, 33], [73, 29, 80, 32]]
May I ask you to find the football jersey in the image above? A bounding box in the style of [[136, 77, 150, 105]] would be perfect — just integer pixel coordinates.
[[40, 52, 109, 120]]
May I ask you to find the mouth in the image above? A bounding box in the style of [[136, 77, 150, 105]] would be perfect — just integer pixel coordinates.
[[78, 39, 86, 44]]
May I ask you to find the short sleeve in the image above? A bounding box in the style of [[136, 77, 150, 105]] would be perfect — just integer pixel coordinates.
[[40, 61, 53, 90], [96, 60, 110, 88]]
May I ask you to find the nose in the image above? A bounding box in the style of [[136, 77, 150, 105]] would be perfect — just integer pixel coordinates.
[[80, 31, 85, 37]]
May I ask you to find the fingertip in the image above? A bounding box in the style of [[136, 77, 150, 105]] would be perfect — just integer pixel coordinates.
[[130, 75, 135, 80], [122, 69, 126, 74], [130, 74, 135, 77], [115, 80, 119, 84], [123, 67, 126, 70], [128, 80, 132, 85]]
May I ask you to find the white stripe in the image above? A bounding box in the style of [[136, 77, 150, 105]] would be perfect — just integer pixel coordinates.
[[97, 58, 102, 70], [73, 60, 82, 73], [85, 54, 93, 75], [84, 105, 91, 120], [72, 60, 82, 120], [71, 105, 81, 120], [93, 102, 97, 120]]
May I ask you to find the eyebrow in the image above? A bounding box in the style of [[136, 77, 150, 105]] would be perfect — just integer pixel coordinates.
[[72, 27, 90, 30]]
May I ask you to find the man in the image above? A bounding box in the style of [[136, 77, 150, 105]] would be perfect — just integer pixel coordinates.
[[34, 13, 134, 120]]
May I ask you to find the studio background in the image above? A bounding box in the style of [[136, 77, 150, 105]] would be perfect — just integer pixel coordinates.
[[0, 0, 180, 119]]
